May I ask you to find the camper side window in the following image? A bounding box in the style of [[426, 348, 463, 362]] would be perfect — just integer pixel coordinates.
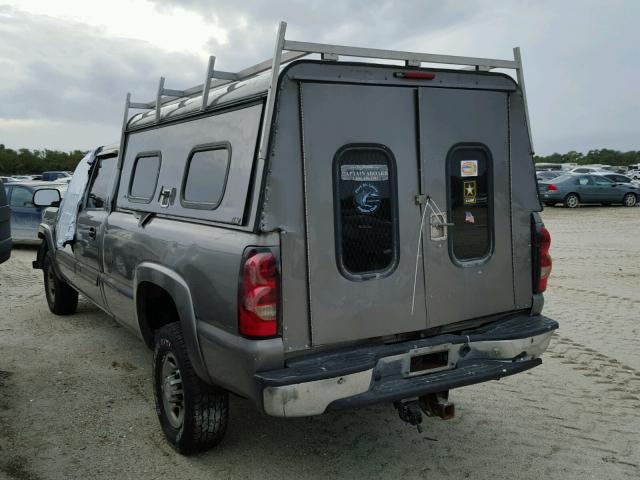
[[181, 144, 231, 210], [333, 144, 398, 279], [447, 145, 492, 262], [128, 153, 161, 203]]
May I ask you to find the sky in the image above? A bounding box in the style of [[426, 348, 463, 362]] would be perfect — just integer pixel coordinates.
[[0, 0, 638, 156]]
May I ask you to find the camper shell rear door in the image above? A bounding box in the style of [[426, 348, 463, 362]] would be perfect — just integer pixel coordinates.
[[272, 62, 527, 349]]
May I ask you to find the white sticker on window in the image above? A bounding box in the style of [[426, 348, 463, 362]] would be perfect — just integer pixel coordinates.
[[341, 164, 389, 182], [460, 160, 478, 177]]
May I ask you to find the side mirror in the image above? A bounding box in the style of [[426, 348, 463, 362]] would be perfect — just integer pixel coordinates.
[[33, 188, 61, 207]]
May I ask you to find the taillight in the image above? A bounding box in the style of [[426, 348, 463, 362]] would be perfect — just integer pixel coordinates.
[[547, 184, 558, 191], [533, 225, 552, 293], [393, 71, 436, 80], [239, 250, 279, 337]]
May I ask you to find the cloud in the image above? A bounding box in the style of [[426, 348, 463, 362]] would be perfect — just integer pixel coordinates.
[[0, 1, 638, 154], [0, 5, 204, 149], [149, 0, 482, 70]]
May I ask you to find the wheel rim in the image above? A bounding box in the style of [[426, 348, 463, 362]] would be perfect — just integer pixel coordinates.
[[625, 194, 636, 206], [46, 268, 56, 302], [161, 352, 184, 429], [567, 195, 578, 208]]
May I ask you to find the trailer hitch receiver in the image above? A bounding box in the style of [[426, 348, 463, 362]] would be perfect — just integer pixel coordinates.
[[420, 391, 455, 420]]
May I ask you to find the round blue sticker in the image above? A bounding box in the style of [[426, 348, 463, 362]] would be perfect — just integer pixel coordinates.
[[354, 183, 381, 214]]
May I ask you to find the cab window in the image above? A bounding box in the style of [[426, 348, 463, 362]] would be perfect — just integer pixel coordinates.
[[86, 155, 117, 210]]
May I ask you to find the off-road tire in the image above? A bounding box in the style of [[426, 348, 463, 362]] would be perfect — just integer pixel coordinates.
[[623, 193, 637, 207], [43, 252, 78, 315], [564, 193, 580, 208], [153, 322, 228, 454]]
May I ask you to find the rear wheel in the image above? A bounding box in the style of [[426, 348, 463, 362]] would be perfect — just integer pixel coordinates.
[[153, 322, 228, 454], [43, 252, 78, 315], [623, 193, 637, 207], [564, 193, 579, 208]]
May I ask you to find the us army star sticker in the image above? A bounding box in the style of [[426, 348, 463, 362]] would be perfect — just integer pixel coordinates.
[[463, 180, 477, 205]]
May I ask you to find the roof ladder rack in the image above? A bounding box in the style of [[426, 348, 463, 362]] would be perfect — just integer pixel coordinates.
[[119, 20, 534, 154]]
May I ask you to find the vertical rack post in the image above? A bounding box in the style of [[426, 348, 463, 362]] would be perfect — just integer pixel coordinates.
[[513, 47, 534, 154], [117, 93, 132, 171], [155, 77, 165, 123], [257, 21, 287, 161], [201, 56, 216, 111], [121, 93, 131, 135]]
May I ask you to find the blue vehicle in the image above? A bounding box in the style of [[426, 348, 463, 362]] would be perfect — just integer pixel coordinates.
[[539, 174, 640, 208], [41, 171, 71, 182], [3, 181, 67, 243]]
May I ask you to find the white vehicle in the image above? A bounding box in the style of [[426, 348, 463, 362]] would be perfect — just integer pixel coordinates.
[[569, 166, 606, 174], [627, 167, 640, 180]]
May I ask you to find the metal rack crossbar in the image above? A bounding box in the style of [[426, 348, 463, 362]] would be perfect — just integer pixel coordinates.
[[121, 20, 534, 157]]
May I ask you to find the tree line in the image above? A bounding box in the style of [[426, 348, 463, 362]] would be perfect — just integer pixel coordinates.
[[1, 145, 639, 175], [0, 145, 86, 175], [534, 149, 640, 167]]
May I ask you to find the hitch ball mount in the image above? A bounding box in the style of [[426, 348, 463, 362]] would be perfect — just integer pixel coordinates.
[[395, 392, 455, 432]]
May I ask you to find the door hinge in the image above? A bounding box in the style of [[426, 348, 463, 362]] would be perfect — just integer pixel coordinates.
[[415, 194, 427, 205]]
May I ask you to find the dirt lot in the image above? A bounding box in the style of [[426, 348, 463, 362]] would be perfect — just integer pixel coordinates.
[[1, 206, 639, 480]]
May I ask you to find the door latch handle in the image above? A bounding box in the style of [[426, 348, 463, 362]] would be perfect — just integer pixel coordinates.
[[88, 226, 97, 239], [158, 186, 176, 208], [430, 213, 453, 241]]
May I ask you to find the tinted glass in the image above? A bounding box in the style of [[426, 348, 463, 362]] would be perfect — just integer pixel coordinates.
[[334, 146, 397, 278], [576, 176, 592, 185], [448, 146, 491, 261], [86, 156, 117, 209], [594, 176, 613, 185], [553, 174, 573, 183], [10, 186, 33, 208], [130, 154, 161, 202], [183, 148, 229, 206]]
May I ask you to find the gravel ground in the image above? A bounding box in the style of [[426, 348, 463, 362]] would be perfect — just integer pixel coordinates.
[[0, 206, 639, 480]]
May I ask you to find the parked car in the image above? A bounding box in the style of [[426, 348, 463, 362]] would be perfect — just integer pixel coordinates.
[[0, 185, 10, 263], [0, 176, 17, 184], [539, 174, 639, 207], [536, 170, 562, 181], [33, 24, 558, 454], [568, 166, 605, 174], [3, 181, 67, 243], [627, 169, 640, 181], [592, 171, 640, 186], [41, 171, 72, 182]]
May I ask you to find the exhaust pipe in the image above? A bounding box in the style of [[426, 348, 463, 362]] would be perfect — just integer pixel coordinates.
[[420, 392, 455, 420]]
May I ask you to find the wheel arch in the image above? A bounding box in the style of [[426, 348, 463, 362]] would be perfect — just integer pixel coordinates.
[[134, 262, 211, 383], [565, 191, 580, 201], [33, 225, 55, 270]]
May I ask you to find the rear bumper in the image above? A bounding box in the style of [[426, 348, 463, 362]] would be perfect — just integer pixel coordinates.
[[257, 314, 558, 417], [539, 192, 564, 202]]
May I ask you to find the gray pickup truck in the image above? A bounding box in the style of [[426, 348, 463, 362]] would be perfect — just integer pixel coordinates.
[[33, 23, 557, 454]]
